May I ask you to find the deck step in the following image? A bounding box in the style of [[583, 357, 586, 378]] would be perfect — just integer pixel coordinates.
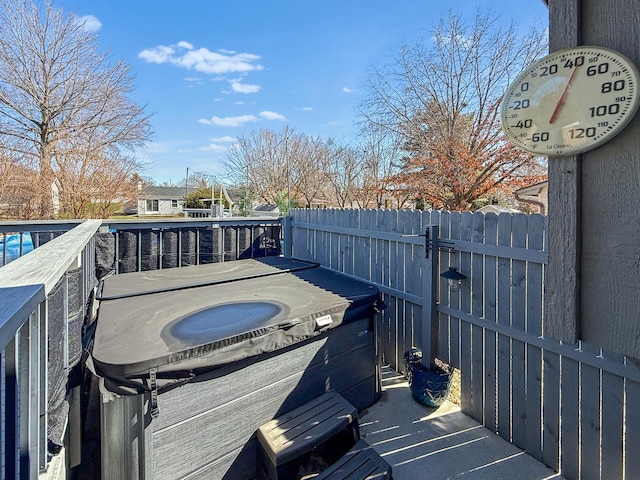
[[257, 391, 359, 480], [315, 439, 392, 479]]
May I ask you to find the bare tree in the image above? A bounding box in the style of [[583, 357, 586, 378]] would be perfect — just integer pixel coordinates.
[[358, 10, 547, 210], [325, 142, 363, 208], [0, 0, 152, 218], [293, 136, 331, 208], [54, 143, 140, 219], [224, 128, 290, 205], [0, 153, 38, 219], [224, 127, 333, 211], [355, 129, 403, 208]]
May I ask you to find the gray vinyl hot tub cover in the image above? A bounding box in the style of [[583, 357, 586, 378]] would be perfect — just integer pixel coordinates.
[[90, 257, 382, 396]]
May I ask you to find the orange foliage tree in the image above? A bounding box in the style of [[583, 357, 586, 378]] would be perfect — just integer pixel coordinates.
[[392, 101, 546, 210], [359, 10, 548, 211]]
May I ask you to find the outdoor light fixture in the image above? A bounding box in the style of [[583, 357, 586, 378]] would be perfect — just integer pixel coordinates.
[[440, 267, 467, 292]]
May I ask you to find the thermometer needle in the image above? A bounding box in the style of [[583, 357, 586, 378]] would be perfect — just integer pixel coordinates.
[[549, 67, 579, 124]]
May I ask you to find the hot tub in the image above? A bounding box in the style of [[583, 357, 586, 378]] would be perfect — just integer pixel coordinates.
[[89, 257, 382, 480]]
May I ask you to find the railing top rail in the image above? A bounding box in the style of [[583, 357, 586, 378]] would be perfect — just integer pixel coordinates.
[[0, 219, 100, 351], [102, 217, 283, 230], [0, 219, 100, 291], [0, 219, 84, 233], [0, 217, 284, 236], [0, 284, 44, 351]]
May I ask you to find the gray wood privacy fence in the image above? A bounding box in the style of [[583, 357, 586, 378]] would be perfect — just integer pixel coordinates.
[[288, 208, 640, 480]]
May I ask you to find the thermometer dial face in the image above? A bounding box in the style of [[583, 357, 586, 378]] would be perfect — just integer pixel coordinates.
[[501, 46, 640, 156]]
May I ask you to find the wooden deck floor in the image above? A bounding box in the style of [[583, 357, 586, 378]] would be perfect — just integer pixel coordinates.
[[358, 366, 566, 480]]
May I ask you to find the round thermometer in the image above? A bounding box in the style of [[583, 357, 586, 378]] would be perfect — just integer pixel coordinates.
[[501, 46, 640, 156]]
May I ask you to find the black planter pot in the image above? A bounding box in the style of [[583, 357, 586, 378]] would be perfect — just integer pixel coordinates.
[[403, 348, 453, 408]]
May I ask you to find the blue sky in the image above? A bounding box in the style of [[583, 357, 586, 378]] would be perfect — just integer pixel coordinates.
[[53, 0, 548, 185]]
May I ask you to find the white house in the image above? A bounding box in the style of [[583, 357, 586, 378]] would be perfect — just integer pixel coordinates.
[[515, 181, 548, 215], [137, 186, 197, 216]]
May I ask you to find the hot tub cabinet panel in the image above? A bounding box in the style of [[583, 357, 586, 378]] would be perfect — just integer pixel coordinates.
[[92, 258, 382, 480]]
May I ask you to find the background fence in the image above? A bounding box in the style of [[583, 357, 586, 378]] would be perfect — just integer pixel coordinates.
[[289, 208, 640, 480], [98, 218, 281, 275]]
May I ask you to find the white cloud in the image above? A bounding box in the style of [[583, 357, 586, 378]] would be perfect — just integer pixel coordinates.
[[342, 87, 355, 93], [198, 114, 258, 127], [435, 33, 472, 49], [177, 41, 194, 50], [230, 79, 261, 94], [77, 15, 102, 32], [259, 111, 286, 121], [184, 77, 203, 85], [139, 45, 175, 64], [197, 143, 230, 152], [210, 136, 237, 142], [139, 42, 263, 75], [301, 106, 313, 111]]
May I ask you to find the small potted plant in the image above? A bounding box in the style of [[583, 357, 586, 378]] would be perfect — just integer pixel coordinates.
[[403, 348, 453, 408]]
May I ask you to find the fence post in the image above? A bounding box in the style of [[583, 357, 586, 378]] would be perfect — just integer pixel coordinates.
[[282, 215, 292, 258], [421, 225, 439, 367]]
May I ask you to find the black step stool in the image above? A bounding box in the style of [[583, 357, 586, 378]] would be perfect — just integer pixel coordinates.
[[315, 439, 392, 479], [257, 391, 359, 480]]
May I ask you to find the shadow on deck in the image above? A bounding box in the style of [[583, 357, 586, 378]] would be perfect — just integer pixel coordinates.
[[359, 366, 566, 480]]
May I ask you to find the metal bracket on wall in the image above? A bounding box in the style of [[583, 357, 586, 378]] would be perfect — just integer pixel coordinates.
[[401, 228, 455, 258]]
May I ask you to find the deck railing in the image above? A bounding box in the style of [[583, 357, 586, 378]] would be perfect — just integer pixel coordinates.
[[0, 221, 84, 267], [0, 216, 283, 479], [0, 220, 99, 479]]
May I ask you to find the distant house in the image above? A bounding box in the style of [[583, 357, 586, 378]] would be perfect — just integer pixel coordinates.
[[477, 204, 522, 215], [137, 186, 198, 216], [515, 181, 548, 215]]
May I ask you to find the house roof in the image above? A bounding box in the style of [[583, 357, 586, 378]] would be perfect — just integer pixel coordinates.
[[139, 186, 198, 199], [254, 204, 279, 212], [477, 205, 522, 214], [515, 181, 548, 198]]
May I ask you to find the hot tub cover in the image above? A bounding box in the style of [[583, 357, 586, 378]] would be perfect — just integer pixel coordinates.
[[90, 257, 382, 397]]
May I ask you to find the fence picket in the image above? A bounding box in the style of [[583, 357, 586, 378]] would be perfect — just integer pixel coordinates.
[[459, 212, 473, 415], [376, 210, 393, 365], [448, 212, 461, 370], [580, 361, 602, 480], [483, 213, 498, 432], [560, 356, 580, 479], [357, 210, 372, 282], [328, 209, 338, 270], [402, 210, 422, 354], [313, 210, 319, 257], [470, 213, 485, 423], [625, 378, 640, 479], [496, 213, 512, 442], [526, 215, 545, 462], [318, 210, 329, 267], [511, 214, 528, 449], [343, 209, 356, 275], [542, 350, 560, 470], [600, 370, 624, 479], [438, 210, 451, 363]]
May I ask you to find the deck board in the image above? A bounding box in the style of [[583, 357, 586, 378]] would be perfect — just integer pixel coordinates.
[[359, 366, 566, 480]]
